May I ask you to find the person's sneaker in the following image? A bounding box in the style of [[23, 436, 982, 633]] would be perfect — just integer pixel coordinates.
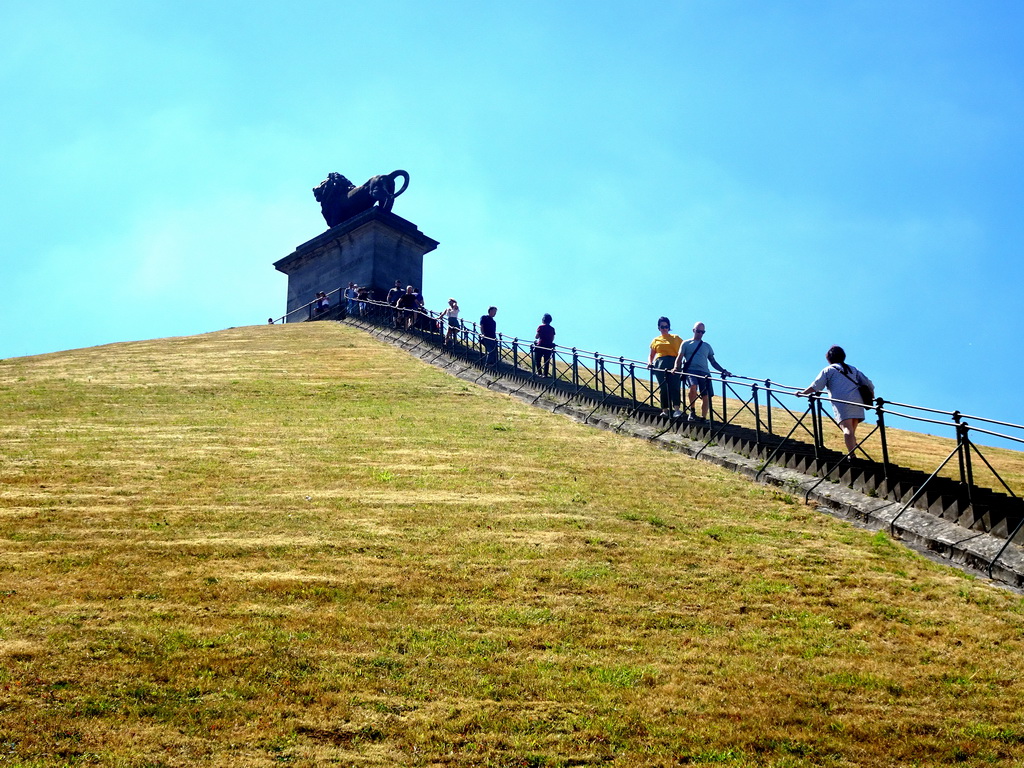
[[672, 409, 682, 418], [659, 410, 669, 418], [687, 412, 697, 422]]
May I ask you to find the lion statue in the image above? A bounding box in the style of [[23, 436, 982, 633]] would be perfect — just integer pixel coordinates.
[[313, 170, 410, 228]]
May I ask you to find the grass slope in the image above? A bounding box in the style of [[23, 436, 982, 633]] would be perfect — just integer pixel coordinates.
[[1, 323, 1023, 767]]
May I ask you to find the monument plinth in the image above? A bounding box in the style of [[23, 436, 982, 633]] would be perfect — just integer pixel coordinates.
[[274, 171, 438, 321]]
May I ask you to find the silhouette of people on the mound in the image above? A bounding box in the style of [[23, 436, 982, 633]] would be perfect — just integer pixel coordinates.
[[480, 306, 498, 365], [534, 314, 556, 377]]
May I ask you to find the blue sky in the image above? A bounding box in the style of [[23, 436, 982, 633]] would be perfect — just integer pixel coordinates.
[[3, 1, 1023, 437]]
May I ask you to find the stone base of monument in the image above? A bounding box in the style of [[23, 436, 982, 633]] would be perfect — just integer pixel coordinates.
[[274, 207, 438, 322]]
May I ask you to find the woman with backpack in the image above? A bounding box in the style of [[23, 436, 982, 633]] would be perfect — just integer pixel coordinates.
[[797, 345, 875, 457]]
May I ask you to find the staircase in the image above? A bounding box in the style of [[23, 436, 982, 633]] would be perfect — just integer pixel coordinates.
[[491, 362, 1024, 545], [344, 316, 1024, 548]]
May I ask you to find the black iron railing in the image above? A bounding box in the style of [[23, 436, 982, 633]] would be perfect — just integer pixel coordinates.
[[275, 294, 1024, 574]]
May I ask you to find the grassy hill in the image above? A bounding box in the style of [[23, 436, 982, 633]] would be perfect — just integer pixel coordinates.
[[2, 322, 1023, 767]]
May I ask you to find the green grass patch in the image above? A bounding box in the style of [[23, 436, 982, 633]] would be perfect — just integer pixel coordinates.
[[1, 323, 1023, 766]]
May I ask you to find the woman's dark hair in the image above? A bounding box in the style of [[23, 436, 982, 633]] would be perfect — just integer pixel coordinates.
[[658, 316, 671, 329], [826, 345, 850, 373], [542, 313, 552, 324]]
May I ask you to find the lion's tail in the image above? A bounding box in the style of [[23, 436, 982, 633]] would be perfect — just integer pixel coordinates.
[[388, 170, 410, 199]]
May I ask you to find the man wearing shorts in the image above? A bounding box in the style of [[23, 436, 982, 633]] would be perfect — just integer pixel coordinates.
[[674, 322, 731, 423]]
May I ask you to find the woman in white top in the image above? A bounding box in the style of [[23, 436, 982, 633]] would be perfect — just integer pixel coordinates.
[[442, 298, 460, 346], [798, 345, 874, 456]]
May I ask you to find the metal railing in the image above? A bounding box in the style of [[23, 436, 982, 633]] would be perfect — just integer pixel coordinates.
[[271, 286, 348, 325], [276, 293, 1024, 574]]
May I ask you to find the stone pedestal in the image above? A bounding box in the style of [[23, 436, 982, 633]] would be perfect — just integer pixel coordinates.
[[274, 207, 438, 320]]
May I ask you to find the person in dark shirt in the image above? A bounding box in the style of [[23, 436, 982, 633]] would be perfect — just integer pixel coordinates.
[[386, 280, 403, 305], [534, 313, 556, 377], [413, 288, 428, 330], [396, 286, 418, 329], [480, 306, 498, 365], [314, 291, 329, 316]]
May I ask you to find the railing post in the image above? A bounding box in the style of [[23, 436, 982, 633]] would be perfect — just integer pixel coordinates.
[[764, 380, 773, 434], [629, 363, 637, 405], [719, 375, 727, 424], [572, 348, 579, 386], [961, 421, 975, 501], [512, 338, 519, 371], [619, 357, 626, 399], [597, 357, 606, 395], [875, 399, 890, 483], [952, 411, 967, 487], [810, 393, 822, 459], [752, 383, 761, 442]]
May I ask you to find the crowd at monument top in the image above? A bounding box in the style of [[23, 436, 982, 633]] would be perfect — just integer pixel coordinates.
[[274, 168, 878, 460]]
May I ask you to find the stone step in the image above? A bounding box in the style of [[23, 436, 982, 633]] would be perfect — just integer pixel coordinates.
[[991, 506, 1024, 541]]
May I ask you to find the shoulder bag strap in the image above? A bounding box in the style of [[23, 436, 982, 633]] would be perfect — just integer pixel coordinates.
[[837, 365, 873, 402], [837, 366, 861, 387], [682, 340, 703, 373]]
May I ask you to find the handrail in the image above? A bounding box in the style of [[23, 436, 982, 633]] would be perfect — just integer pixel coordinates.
[[273, 286, 347, 325], [282, 290, 1024, 574], [274, 294, 1023, 435], [328, 295, 1024, 452]]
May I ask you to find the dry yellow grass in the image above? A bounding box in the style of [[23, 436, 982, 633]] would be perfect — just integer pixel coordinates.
[[1, 323, 1023, 767]]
